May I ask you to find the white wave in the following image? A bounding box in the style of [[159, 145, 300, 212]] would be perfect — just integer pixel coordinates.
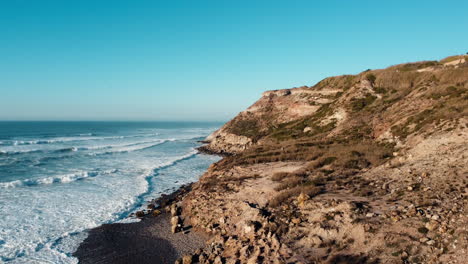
[[152, 148, 199, 170], [0, 170, 118, 189], [0, 139, 173, 156], [96, 138, 176, 155], [0, 133, 162, 146], [0, 149, 44, 155]]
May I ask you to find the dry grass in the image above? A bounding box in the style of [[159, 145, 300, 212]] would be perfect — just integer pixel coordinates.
[[269, 185, 321, 207]]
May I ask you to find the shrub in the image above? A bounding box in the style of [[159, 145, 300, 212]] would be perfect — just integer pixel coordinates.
[[351, 94, 377, 112], [314, 156, 337, 168], [272, 172, 290, 181], [269, 185, 321, 207], [366, 73, 377, 85], [275, 176, 304, 191]]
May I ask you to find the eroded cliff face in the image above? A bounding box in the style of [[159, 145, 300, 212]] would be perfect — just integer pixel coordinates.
[[203, 86, 342, 154], [203, 55, 468, 156], [177, 55, 468, 264]]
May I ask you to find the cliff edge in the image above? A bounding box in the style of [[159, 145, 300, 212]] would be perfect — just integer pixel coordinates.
[[182, 55, 468, 263]]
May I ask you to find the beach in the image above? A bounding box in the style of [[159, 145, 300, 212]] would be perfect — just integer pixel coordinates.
[[74, 184, 208, 264]]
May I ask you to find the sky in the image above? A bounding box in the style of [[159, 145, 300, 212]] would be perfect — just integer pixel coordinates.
[[0, 0, 467, 121]]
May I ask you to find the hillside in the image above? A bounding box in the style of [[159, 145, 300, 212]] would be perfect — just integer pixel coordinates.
[[181, 55, 467, 264]]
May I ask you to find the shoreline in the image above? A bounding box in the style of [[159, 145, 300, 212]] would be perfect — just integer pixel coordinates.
[[73, 183, 209, 264]]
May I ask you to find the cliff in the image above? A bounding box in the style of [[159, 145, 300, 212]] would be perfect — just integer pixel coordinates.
[[183, 55, 468, 263]]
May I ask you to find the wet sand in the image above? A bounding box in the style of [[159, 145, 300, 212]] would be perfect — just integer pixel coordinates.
[[74, 212, 206, 264], [74, 185, 206, 264]]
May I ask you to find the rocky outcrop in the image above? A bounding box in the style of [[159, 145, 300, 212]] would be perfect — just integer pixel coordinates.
[[181, 55, 468, 263]]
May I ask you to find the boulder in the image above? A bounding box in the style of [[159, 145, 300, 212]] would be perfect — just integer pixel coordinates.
[[152, 209, 161, 217], [135, 211, 145, 218], [171, 216, 181, 233], [171, 204, 178, 216], [182, 255, 193, 264]]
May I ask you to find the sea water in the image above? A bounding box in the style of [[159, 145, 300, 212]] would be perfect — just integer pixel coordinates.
[[0, 121, 221, 263]]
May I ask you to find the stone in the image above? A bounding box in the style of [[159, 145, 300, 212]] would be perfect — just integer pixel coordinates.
[[135, 210, 145, 218], [366, 212, 375, 218], [291, 218, 301, 224], [171, 224, 178, 234], [171, 204, 178, 216], [171, 216, 181, 233], [213, 256, 223, 264], [425, 221, 438, 231], [311, 235, 322, 246], [297, 192, 310, 207], [198, 254, 207, 263], [171, 216, 180, 225], [182, 255, 193, 264], [303, 127, 313, 133], [431, 214, 440, 220], [152, 209, 161, 217]]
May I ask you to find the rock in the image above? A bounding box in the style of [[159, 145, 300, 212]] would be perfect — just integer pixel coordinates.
[[311, 235, 322, 246], [135, 210, 145, 218], [171, 204, 178, 216], [198, 254, 207, 263], [213, 256, 223, 264], [171, 216, 181, 233], [247, 256, 259, 264], [407, 186, 413, 191], [147, 204, 156, 210], [171, 215, 180, 225], [420, 237, 429, 243], [425, 221, 438, 231], [152, 209, 161, 217], [366, 212, 375, 218], [426, 240, 435, 245], [303, 127, 313, 133], [239, 245, 250, 258], [431, 214, 440, 220], [175, 259, 182, 264], [182, 255, 193, 264], [291, 218, 301, 224], [297, 192, 310, 207]]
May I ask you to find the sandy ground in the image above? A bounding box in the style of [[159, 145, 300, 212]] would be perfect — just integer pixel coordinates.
[[74, 212, 206, 264]]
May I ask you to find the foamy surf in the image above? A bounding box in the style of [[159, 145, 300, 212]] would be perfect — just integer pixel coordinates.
[[0, 169, 118, 189], [0, 121, 221, 263]]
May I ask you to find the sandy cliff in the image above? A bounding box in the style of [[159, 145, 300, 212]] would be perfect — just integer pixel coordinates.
[[176, 55, 468, 263]]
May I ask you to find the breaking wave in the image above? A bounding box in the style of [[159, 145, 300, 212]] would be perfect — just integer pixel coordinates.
[[0, 169, 118, 189]]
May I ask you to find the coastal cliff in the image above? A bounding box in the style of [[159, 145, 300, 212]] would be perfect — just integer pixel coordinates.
[[184, 55, 468, 263], [76, 55, 468, 264]]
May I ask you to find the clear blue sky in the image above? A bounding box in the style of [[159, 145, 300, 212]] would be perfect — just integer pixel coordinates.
[[1, 0, 467, 121]]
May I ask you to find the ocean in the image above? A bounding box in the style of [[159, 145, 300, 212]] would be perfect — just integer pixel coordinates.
[[0, 121, 221, 263]]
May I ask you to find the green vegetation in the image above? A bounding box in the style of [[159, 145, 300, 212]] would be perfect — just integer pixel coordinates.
[[398, 61, 439, 72], [366, 73, 376, 85], [227, 119, 262, 140], [373, 87, 387, 94], [350, 94, 377, 112]]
